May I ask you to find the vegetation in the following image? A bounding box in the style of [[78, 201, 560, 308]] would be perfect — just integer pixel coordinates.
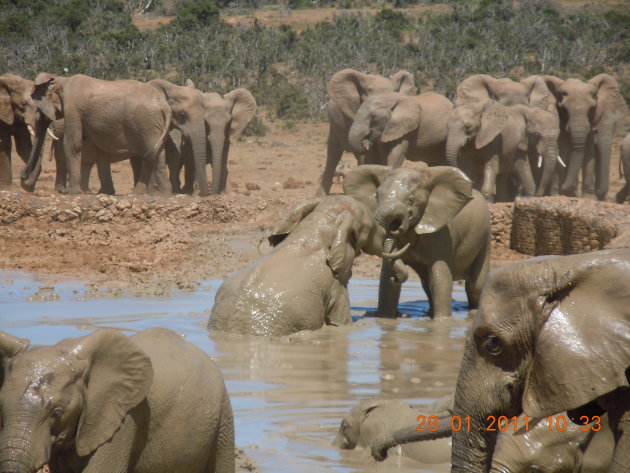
[[1, 0, 628, 121]]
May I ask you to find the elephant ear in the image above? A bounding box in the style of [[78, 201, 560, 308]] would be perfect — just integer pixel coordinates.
[[0, 331, 30, 388], [588, 74, 629, 130], [522, 250, 630, 418], [542, 75, 566, 104], [475, 101, 507, 149], [388, 70, 417, 96], [73, 329, 153, 457], [268, 198, 322, 246], [184, 79, 195, 88], [381, 96, 422, 143], [455, 74, 496, 106], [326, 213, 357, 284], [327, 69, 368, 120], [521, 75, 551, 110], [342, 164, 391, 213], [0, 79, 14, 125], [32, 73, 59, 122], [224, 88, 257, 139], [415, 166, 473, 234]]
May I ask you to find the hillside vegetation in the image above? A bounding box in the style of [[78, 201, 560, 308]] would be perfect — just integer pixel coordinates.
[[1, 0, 628, 124]]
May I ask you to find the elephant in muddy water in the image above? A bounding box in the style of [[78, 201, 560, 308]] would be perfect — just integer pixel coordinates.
[[543, 74, 629, 200], [21, 73, 172, 195], [346, 397, 613, 472], [208, 195, 384, 336], [317, 68, 417, 195], [446, 249, 630, 472], [0, 73, 38, 190], [0, 327, 234, 473], [347, 91, 453, 169], [615, 132, 630, 204], [343, 165, 491, 319]]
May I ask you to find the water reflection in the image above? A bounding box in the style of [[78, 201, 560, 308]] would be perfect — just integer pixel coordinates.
[[0, 272, 469, 473]]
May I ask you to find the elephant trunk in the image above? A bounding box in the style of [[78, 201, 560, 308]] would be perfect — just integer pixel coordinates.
[[20, 119, 49, 192], [560, 120, 590, 196], [208, 126, 227, 195], [372, 417, 453, 461], [536, 136, 560, 197], [595, 127, 613, 201], [0, 416, 46, 473], [348, 119, 370, 155], [374, 201, 408, 235], [445, 137, 461, 168], [190, 124, 209, 196]]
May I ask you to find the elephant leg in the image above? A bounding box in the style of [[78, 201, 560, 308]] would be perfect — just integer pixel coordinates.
[[326, 283, 352, 326], [149, 147, 171, 194], [209, 394, 235, 473], [427, 258, 454, 319], [95, 156, 115, 195], [317, 127, 344, 196], [581, 137, 596, 198], [0, 127, 13, 189], [481, 154, 499, 202], [411, 263, 433, 310], [601, 389, 630, 473], [377, 259, 403, 318], [52, 140, 68, 193], [62, 114, 84, 194], [385, 140, 409, 169], [465, 237, 491, 309], [513, 153, 536, 197]]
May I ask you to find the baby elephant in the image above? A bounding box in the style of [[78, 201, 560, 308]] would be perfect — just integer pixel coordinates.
[[0, 328, 234, 473], [209, 195, 384, 336]]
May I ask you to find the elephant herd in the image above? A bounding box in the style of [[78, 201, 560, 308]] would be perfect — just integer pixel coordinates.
[[0, 72, 256, 196]]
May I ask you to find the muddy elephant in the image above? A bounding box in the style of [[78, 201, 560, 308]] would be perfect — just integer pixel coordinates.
[[208, 195, 384, 336], [543, 74, 629, 200], [0, 327, 234, 473], [347, 91, 453, 169], [317, 68, 417, 195], [343, 165, 491, 319], [347, 397, 612, 471], [446, 99, 560, 201], [163, 79, 257, 194], [21, 73, 172, 195], [615, 132, 630, 204], [0, 73, 38, 189], [448, 249, 630, 472]]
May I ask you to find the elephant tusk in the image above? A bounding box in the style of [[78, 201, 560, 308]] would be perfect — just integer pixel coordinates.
[[382, 242, 410, 259], [557, 155, 566, 168], [27, 125, 35, 136], [537, 155, 543, 168], [46, 128, 60, 141]]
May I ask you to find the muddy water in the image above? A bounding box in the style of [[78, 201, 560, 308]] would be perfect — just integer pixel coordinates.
[[0, 272, 472, 473]]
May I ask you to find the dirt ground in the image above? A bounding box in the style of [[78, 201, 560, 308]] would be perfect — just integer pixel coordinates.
[[0, 119, 627, 296]]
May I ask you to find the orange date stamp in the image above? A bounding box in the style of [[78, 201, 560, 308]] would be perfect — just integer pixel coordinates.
[[416, 415, 602, 432]]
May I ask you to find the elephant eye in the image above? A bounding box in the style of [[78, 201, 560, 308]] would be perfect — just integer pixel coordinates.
[[482, 336, 502, 356], [52, 407, 64, 419], [407, 196, 415, 205]]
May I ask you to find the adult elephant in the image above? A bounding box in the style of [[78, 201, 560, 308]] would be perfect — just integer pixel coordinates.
[[343, 165, 491, 319], [447, 249, 630, 472], [543, 74, 629, 200], [208, 195, 385, 336], [0, 327, 234, 473], [615, 132, 630, 204], [446, 99, 560, 201], [21, 73, 172, 195], [0, 73, 37, 189], [317, 68, 417, 195], [163, 79, 257, 194], [455, 74, 551, 109], [347, 91, 453, 169]]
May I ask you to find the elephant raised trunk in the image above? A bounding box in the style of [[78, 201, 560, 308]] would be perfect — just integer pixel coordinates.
[[374, 201, 408, 235]]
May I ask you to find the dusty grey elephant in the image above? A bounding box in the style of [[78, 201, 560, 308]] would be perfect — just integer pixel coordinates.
[[0, 327, 234, 473], [21, 74, 172, 195], [446, 99, 560, 201], [346, 397, 612, 471], [208, 195, 384, 336], [447, 249, 630, 472], [347, 91, 453, 168], [317, 68, 417, 195], [455, 74, 552, 109], [343, 165, 491, 319], [163, 79, 257, 194], [543, 74, 629, 200], [615, 132, 630, 204], [0, 73, 38, 190]]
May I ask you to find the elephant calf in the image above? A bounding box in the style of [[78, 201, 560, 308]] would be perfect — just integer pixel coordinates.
[[0, 328, 235, 473], [209, 195, 384, 336]]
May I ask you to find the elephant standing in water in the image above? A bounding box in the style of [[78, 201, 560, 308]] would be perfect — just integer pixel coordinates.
[[343, 165, 491, 319], [446, 249, 630, 472], [317, 68, 417, 195], [347, 91, 453, 168], [616, 132, 630, 204], [0, 73, 38, 190], [21, 74, 172, 195], [0, 328, 234, 473], [543, 74, 628, 200], [209, 195, 385, 336]]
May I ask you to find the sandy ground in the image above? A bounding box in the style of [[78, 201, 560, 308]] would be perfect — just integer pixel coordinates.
[[0, 119, 627, 296]]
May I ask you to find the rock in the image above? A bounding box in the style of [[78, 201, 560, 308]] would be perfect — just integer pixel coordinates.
[[245, 182, 260, 191]]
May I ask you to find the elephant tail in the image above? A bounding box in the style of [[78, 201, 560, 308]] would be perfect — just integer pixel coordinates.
[[371, 417, 453, 462], [144, 102, 173, 160]]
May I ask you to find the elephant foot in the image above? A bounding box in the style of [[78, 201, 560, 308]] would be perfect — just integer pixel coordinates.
[[20, 179, 36, 193], [616, 190, 628, 204], [97, 187, 115, 195], [54, 185, 67, 194]]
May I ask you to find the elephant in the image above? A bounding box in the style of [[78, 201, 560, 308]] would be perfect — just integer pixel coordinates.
[[21, 73, 172, 195], [445, 99, 560, 201], [162, 79, 257, 195], [543, 74, 629, 200], [455, 74, 552, 110], [0, 327, 234, 473], [615, 132, 630, 204], [345, 397, 613, 472], [317, 68, 417, 195], [343, 164, 491, 319], [208, 195, 384, 336], [446, 249, 630, 472], [347, 91, 453, 169], [0, 73, 37, 189]]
